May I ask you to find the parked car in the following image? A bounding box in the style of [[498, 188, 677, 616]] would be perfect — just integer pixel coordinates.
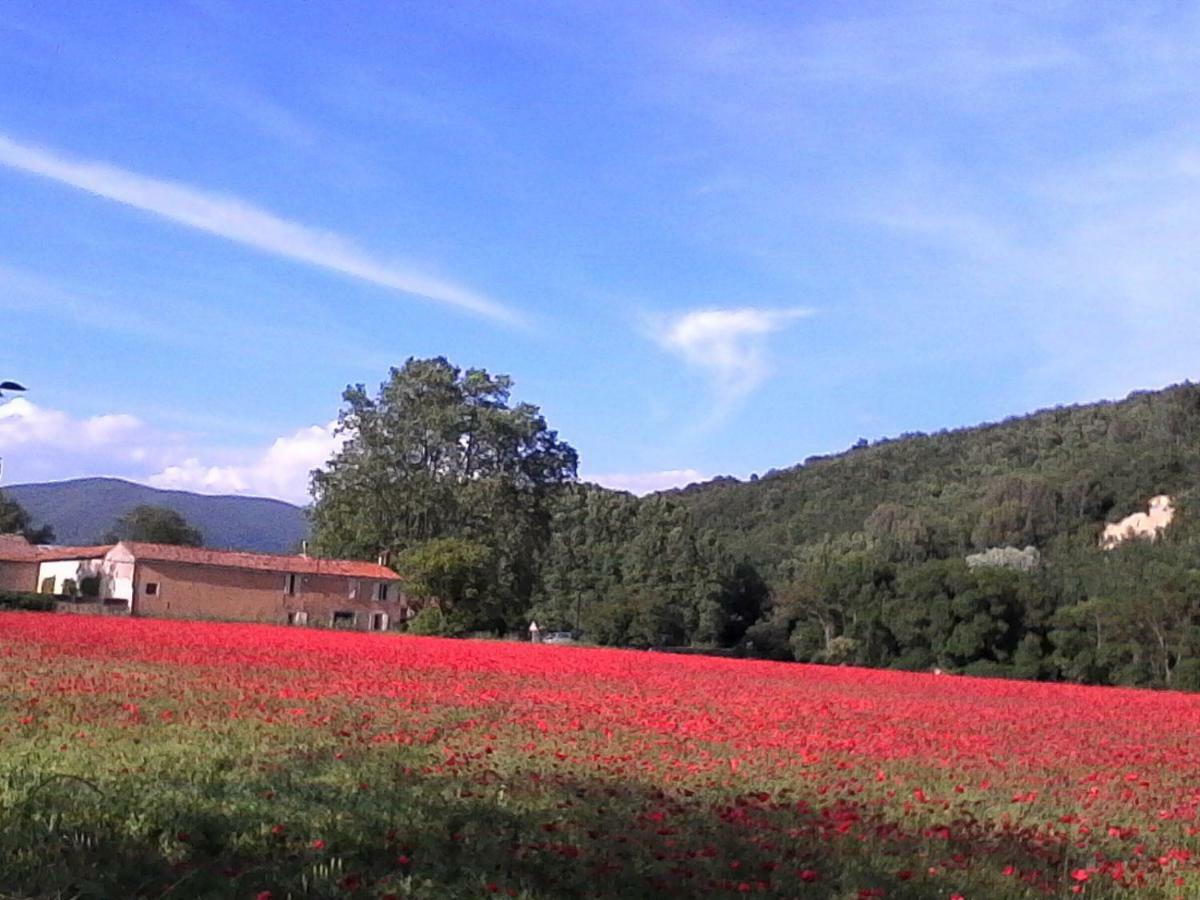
[[543, 631, 577, 645]]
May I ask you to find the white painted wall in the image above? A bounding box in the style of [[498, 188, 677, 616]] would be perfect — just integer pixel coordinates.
[[35, 547, 135, 608], [37, 559, 104, 595], [103, 544, 136, 605]]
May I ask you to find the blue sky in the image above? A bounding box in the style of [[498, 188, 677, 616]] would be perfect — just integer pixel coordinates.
[[3, 2, 1200, 502]]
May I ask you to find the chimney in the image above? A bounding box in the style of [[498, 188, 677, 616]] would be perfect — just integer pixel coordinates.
[[300, 540, 309, 558], [378, 550, 391, 567]]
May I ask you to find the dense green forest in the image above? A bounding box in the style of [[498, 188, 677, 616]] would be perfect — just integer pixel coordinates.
[[308, 368, 1200, 690], [672, 383, 1200, 579], [530, 485, 766, 648], [637, 382, 1200, 689]]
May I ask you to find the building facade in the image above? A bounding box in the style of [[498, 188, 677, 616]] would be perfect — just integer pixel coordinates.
[[0, 534, 39, 592], [0, 536, 409, 631]]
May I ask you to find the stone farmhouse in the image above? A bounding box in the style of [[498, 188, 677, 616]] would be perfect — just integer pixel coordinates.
[[0, 536, 409, 631]]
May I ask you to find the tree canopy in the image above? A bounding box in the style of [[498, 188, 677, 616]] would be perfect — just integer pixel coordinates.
[[531, 484, 767, 648], [669, 381, 1200, 688], [104, 505, 203, 546], [0, 490, 53, 543], [310, 357, 578, 633]]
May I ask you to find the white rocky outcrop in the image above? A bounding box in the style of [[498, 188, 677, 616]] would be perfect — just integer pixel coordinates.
[[1100, 495, 1174, 549], [965, 545, 1041, 572]]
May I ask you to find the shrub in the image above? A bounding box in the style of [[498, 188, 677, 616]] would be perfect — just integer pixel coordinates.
[[1172, 658, 1200, 692], [0, 591, 54, 612], [960, 660, 1016, 679], [404, 607, 451, 636], [891, 648, 936, 671]]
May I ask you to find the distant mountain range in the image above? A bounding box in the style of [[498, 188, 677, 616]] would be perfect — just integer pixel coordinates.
[[3, 478, 308, 553]]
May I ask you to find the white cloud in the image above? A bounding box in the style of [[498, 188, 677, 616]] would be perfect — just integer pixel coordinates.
[[148, 421, 345, 504], [0, 399, 341, 504], [648, 307, 812, 415], [586, 468, 708, 495], [0, 398, 146, 449], [0, 133, 520, 325], [0, 399, 172, 483]]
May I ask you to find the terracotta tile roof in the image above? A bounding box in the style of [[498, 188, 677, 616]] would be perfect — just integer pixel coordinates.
[[35, 545, 113, 562], [118, 541, 398, 580], [0, 537, 112, 563], [0, 534, 38, 562]]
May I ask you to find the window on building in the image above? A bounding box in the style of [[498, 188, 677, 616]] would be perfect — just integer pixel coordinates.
[[287, 611, 309, 626], [285, 573, 298, 596], [370, 612, 388, 631], [144, 582, 159, 596], [376, 582, 389, 602], [331, 611, 356, 629]]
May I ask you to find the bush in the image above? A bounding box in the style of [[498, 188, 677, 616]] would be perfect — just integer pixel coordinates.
[[0, 591, 54, 612], [404, 607, 452, 636], [818, 635, 860, 665], [891, 648, 936, 671], [959, 660, 1016, 679], [743, 618, 793, 661], [1172, 658, 1200, 692]]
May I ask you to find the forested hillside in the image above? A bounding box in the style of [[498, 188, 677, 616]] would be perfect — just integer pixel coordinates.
[[630, 382, 1200, 689], [672, 383, 1200, 580]]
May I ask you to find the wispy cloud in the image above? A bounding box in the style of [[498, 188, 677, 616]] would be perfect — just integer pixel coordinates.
[[0, 133, 521, 325], [647, 307, 812, 419], [861, 130, 1200, 402], [0, 262, 178, 343]]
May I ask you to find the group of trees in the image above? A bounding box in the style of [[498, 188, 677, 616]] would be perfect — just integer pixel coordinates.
[[309, 358, 579, 634], [530, 485, 766, 647], [738, 520, 1200, 690], [103, 505, 204, 546], [306, 365, 1200, 691], [674, 384, 1200, 581], [307, 358, 766, 643], [671, 383, 1200, 689], [0, 492, 53, 543]]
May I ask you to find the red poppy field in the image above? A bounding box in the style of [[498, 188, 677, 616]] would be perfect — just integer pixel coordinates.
[[2, 612, 1199, 899]]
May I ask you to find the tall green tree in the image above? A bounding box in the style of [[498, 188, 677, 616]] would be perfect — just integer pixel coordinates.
[[310, 357, 578, 631], [104, 505, 203, 546]]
